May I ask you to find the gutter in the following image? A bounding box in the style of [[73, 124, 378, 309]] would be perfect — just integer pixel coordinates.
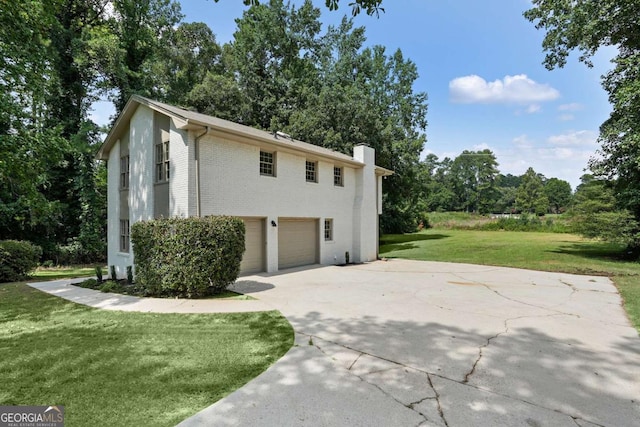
[[194, 126, 209, 217]]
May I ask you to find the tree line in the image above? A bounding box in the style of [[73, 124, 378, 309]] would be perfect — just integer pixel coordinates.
[[415, 149, 574, 216]]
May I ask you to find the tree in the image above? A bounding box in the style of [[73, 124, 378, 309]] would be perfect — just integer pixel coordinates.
[[99, 0, 184, 112], [516, 168, 548, 215], [544, 178, 572, 213], [0, 1, 69, 253], [224, 0, 322, 130], [525, 1, 640, 218], [449, 150, 499, 214], [214, 0, 385, 16], [148, 22, 223, 105], [570, 175, 640, 253]]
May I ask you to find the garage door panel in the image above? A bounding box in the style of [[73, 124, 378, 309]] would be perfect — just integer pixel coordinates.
[[240, 218, 265, 274], [278, 219, 318, 270]]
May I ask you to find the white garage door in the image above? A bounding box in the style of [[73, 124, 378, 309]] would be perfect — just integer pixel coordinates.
[[240, 218, 265, 275], [278, 218, 319, 270]]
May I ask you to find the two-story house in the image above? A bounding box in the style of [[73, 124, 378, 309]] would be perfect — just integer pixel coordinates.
[[97, 95, 393, 278]]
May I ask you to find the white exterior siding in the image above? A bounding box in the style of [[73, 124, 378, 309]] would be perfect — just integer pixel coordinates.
[[198, 135, 362, 271], [168, 122, 193, 217], [129, 105, 155, 224], [101, 97, 388, 277], [107, 139, 124, 277]]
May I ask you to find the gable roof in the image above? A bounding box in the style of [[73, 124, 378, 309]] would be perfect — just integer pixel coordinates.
[[96, 95, 393, 175]]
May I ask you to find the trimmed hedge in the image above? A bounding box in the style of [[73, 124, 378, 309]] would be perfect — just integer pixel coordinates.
[[131, 216, 245, 298], [0, 240, 42, 283]]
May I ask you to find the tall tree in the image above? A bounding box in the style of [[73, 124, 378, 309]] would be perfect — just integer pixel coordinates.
[[148, 22, 223, 105], [100, 0, 183, 112], [449, 150, 499, 214], [525, 0, 640, 217], [225, 0, 321, 129], [516, 167, 548, 215], [0, 1, 68, 252], [214, 0, 385, 16], [544, 177, 572, 213]]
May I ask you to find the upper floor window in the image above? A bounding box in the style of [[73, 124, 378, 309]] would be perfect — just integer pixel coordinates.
[[260, 151, 275, 177], [334, 166, 343, 187], [306, 160, 317, 183], [155, 141, 169, 183], [120, 155, 130, 189]]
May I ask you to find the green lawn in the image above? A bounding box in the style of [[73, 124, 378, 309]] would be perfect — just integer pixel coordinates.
[[0, 282, 293, 426], [32, 266, 105, 280], [380, 229, 640, 331]]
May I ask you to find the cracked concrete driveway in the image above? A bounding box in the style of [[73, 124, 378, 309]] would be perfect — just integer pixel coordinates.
[[179, 259, 640, 427]]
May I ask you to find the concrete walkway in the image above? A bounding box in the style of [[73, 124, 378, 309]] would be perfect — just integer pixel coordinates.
[[28, 278, 273, 313], [29, 260, 640, 426]]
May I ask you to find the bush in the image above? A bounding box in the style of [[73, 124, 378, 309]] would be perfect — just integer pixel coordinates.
[[0, 240, 42, 282], [131, 216, 245, 298], [45, 238, 107, 266]]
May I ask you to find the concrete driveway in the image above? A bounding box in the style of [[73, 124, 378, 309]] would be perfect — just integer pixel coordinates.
[[181, 259, 640, 427]]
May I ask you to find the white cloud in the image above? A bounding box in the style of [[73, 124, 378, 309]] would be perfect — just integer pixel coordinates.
[[512, 135, 533, 149], [526, 104, 541, 114], [449, 74, 560, 104], [557, 103, 583, 112], [547, 130, 598, 146], [558, 114, 575, 121]]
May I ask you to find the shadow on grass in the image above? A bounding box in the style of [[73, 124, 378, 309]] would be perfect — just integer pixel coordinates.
[[379, 233, 450, 254], [550, 242, 629, 262]]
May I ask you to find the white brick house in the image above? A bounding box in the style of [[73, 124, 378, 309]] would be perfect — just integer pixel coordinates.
[[97, 95, 393, 277]]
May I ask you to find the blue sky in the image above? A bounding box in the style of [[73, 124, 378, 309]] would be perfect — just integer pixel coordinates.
[[92, 0, 614, 189]]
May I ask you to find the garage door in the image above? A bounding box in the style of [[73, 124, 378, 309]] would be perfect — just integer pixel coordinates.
[[278, 218, 319, 270], [240, 218, 265, 275]]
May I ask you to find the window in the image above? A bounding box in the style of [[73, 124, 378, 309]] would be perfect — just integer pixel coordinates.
[[120, 155, 130, 189], [120, 219, 130, 253], [334, 166, 343, 187], [155, 141, 169, 182], [260, 151, 275, 176], [324, 219, 333, 241], [306, 160, 317, 183]]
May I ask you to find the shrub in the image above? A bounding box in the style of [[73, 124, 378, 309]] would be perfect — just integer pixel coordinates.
[[0, 240, 42, 282], [131, 216, 245, 298], [50, 238, 107, 265], [95, 266, 103, 283]]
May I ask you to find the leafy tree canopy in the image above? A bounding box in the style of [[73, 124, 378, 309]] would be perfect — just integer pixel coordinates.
[[525, 0, 640, 219], [214, 0, 384, 16]]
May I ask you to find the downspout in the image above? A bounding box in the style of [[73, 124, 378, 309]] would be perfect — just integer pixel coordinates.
[[194, 126, 209, 217]]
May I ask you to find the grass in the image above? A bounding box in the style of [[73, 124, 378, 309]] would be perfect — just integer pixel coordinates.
[[380, 229, 640, 330], [0, 282, 293, 426], [32, 265, 106, 280]]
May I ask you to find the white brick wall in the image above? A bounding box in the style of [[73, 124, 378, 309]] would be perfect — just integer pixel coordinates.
[[106, 139, 126, 277], [106, 104, 381, 275], [198, 135, 378, 270], [168, 121, 192, 217], [129, 106, 155, 224], [107, 105, 156, 278]]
